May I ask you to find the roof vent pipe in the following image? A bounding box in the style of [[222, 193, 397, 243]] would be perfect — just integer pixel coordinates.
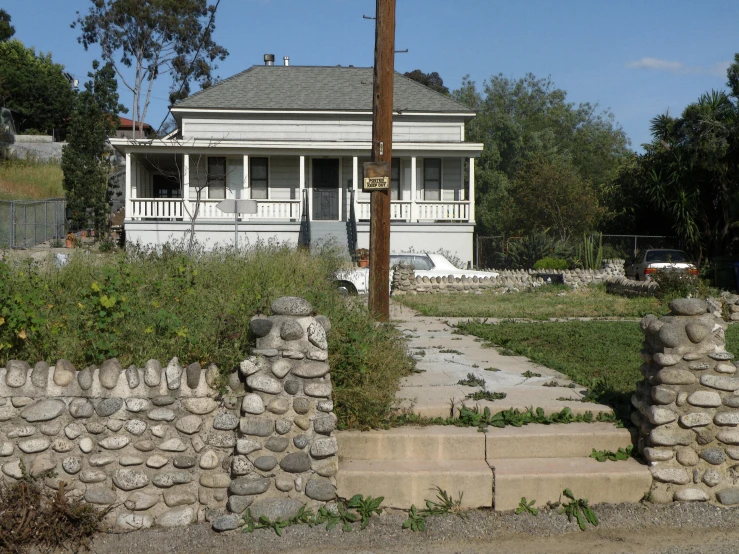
[[283, 56, 290, 66], [264, 54, 275, 66]]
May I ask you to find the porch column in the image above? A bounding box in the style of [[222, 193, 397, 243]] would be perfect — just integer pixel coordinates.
[[469, 157, 475, 223], [183, 154, 190, 220], [352, 156, 358, 220], [410, 156, 417, 222], [243, 154, 250, 220], [307, 158, 312, 221], [125, 152, 132, 219], [299, 155, 305, 220]]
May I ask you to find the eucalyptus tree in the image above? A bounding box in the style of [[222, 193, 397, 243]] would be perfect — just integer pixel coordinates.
[[73, 0, 228, 137]]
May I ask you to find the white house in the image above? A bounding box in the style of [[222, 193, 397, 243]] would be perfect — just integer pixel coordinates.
[[110, 56, 483, 264]]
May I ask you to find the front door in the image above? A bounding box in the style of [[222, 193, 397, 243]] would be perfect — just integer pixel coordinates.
[[312, 159, 339, 220]]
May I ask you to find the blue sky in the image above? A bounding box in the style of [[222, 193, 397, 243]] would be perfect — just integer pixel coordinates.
[[4, 0, 737, 149]]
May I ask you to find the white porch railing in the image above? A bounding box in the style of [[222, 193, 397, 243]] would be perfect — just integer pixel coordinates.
[[130, 199, 184, 219], [356, 200, 470, 222], [129, 199, 301, 220]]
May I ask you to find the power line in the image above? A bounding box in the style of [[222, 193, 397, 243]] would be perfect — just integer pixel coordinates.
[[154, 0, 222, 136]]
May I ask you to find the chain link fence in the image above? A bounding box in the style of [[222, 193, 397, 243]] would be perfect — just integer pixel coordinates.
[[475, 234, 679, 269], [0, 198, 66, 249]]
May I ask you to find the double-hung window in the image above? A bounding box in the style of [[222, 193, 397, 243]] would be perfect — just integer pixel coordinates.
[[207, 157, 227, 199], [423, 158, 441, 201], [390, 157, 401, 200], [250, 157, 268, 200]]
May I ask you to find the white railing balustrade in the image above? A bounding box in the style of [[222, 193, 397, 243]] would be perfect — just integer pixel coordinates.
[[355, 200, 469, 222], [416, 201, 469, 221], [130, 199, 184, 219], [130, 199, 301, 221]]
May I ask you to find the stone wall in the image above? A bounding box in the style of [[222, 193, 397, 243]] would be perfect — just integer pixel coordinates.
[[391, 259, 625, 296], [0, 296, 337, 531], [606, 276, 660, 297], [633, 298, 739, 504]]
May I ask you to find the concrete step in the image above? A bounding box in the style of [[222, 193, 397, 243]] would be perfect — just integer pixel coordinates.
[[485, 423, 636, 460], [336, 459, 493, 509], [336, 423, 634, 462], [490, 456, 652, 511], [336, 426, 484, 461]]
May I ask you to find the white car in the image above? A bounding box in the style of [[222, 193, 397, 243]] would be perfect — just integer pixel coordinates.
[[625, 249, 698, 281], [334, 253, 499, 295]]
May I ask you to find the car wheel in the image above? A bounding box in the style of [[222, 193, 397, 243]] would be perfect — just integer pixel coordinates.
[[335, 280, 358, 296]]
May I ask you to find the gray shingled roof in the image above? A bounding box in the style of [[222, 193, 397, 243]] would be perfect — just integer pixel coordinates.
[[173, 66, 473, 114]]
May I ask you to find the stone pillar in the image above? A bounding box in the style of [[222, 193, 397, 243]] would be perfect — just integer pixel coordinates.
[[220, 296, 336, 526], [634, 298, 739, 504]]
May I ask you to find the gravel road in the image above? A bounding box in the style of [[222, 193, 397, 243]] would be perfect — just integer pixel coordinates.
[[89, 502, 739, 554]]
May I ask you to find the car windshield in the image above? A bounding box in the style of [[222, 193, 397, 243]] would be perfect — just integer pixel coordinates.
[[645, 250, 689, 263], [390, 255, 434, 270]]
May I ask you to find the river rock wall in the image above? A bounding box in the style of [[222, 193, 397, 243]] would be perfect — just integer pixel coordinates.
[[391, 260, 626, 295], [633, 298, 739, 504], [0, 296, 337, 531]]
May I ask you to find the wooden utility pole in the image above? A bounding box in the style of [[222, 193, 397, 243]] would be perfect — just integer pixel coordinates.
[[368, 0, 395, 320]]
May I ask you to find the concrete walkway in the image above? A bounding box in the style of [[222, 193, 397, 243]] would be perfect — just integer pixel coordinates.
[[389, 302, 612, 418]]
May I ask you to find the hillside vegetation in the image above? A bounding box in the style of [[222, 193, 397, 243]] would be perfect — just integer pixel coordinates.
[[0, 157, 64, 200]]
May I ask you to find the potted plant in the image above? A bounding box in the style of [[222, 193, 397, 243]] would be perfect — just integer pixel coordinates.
[[65, 232, 78, 249], [356, 248, 369, 268]]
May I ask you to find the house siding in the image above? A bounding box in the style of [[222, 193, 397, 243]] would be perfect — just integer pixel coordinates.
[[181, 114, 464, 143]]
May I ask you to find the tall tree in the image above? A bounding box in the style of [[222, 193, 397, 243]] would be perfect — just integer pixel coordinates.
[[623, 82, 739, 260], [62, 61, 126, 234], [73, 0, 228, 137], [453, 73, 630, 237], [404, 69, 449, 95], [0, 39, 75, 135], [0, 9, 14, 41]]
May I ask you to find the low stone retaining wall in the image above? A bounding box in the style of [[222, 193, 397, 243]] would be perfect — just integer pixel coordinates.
[[391, 259, 625, 295], [606, 276, 659, 297], [0, 296, 336, 531], [633, 298, 739, 504]]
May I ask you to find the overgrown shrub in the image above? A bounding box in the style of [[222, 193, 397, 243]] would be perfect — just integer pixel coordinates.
[[533, 257, 568, 270], [652, 271, 716, 302], [0, 240, 413, 429]]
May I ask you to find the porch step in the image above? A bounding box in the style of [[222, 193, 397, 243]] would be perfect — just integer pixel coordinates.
[[490, 456, 652, 511], [309, 221, 351, 257], [336, 458, 494, 509]]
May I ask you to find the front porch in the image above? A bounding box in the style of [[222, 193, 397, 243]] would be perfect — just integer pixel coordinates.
[[124, 152, 476, 224]]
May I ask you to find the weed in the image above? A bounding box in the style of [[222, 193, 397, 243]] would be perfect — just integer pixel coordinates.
[[543, 380, 577, 388], [484, 367, 501, 372], [465, 390, 507, 402], [423, 487, 464, 516], [515, 497, 538, 516], [414, 350, 426, 357], [457, 373, 485, 387], [347, 494, 384, 530], [590, 445, 634, 462], [402, 505, 426, 532], [521, 370, 541, 379], [557, 396, 583, 402], [471, 363, 480, 368], [557, 488, 599, 531], [0, 473, 111, 552], [450, 337, 462, 341], [439, 348, 463, 355]]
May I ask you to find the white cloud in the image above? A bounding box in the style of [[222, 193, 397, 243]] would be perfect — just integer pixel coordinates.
[[626, 57, 730, 77], [627, 57, 685, 72]]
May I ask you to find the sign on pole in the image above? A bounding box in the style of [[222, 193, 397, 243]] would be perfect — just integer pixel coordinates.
[[363, 161, 390, 191], [216, 199, 258, 249]]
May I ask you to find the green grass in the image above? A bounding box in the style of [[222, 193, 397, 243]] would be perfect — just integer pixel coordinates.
[[457, 319, 739, 420], [0, 241, 413, 429], [397, 285, 667, 320], [0, 157, 64, 200]]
